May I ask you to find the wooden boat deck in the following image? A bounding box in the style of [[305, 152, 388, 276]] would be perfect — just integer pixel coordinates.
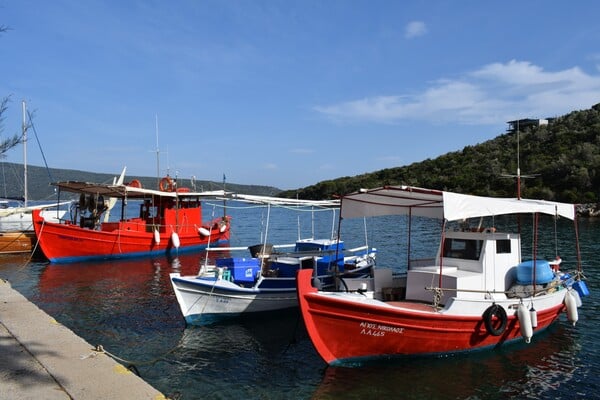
[[385, 300, 440, 313]]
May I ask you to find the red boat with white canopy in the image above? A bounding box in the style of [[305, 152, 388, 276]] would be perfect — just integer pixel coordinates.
[[32, 178, 230, 263], [297, 185, 589, 365]]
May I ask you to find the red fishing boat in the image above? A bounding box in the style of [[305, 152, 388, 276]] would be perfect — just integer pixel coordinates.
[[32, 178, 231, 263], [297, 186, 590, 366]]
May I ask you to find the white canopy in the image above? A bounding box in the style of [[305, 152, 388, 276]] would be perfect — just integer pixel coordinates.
[[231, 193, 339, 208], [54, 181, 231, 199], [340, 185, 575, 221]]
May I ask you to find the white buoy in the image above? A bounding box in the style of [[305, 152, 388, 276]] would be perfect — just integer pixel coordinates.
[[529, 305, 538, 328], [198, 227, 211, 236], [171, 232, 181, 248], [153, 228, 160, 245], [572, 288, 583, 308], [518, 303, 533, 343], [219, 223, 227, 233], [564, 289, 578, 326]]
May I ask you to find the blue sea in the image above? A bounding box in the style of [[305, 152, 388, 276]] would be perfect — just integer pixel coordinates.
[[0, 200, 598, 399]]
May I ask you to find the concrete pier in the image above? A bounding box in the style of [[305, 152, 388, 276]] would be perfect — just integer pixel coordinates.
[[0, 279, 166, 399]]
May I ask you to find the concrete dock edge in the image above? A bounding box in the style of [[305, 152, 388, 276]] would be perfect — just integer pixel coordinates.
[[0, 279, 166, 400]]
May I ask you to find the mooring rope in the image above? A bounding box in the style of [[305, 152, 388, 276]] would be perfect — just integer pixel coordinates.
[[86, 343, 180, 373]]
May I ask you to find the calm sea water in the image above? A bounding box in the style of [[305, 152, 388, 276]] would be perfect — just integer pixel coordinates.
[[0, 201, 598, 400]]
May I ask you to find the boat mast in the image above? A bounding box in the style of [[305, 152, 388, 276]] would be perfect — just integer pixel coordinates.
[[516, 120, 521, 199], [222, 173, 226, 217], [155, 114, 160, 189], [502, 120, 537, 199], [22, 101, 27, 207]]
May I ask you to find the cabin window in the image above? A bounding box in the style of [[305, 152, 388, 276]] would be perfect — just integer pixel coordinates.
[[140, 200, 159, 219], [443, 239, 483, 260], [496, 239, 511, 254]]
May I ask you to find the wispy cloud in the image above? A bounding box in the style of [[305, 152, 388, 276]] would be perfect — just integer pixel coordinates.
[[405, 21, 427, 39], [313, 60, 600, 125], [290, 148, 315, 154]]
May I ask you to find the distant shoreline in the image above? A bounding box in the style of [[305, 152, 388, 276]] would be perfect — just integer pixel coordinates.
[[578, 203, 600, 217]]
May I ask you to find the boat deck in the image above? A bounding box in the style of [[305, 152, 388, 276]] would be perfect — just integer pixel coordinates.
[[385, 300, 440, 313]]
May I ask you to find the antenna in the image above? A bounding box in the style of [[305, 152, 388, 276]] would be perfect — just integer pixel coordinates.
[[501, 120, 538, 199]]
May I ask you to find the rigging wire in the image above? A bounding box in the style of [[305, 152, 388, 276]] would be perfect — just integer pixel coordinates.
[[26, 109, 54, 184]]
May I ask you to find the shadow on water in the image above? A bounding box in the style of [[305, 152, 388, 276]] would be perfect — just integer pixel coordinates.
[[312, 324, 585, 400]]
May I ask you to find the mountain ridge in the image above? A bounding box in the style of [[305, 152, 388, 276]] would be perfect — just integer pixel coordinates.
[[0, 163, 281, 201], [280, 103, 600, 204]]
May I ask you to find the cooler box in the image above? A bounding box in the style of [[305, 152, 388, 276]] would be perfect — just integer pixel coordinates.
[[216, 258, 260, 283]]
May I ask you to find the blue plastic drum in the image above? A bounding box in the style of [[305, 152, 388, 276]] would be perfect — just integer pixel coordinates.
[[516, 260, 554, 285]]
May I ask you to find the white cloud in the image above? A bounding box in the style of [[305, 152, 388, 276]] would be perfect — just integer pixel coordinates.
[[290, 148, 315, 154], [314, 60, 600, 126], [405, 21, 427, 39]]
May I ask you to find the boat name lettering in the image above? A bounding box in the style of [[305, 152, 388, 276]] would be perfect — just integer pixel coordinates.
[[57, 235, 82, 241], [359, 321, 404, 336]]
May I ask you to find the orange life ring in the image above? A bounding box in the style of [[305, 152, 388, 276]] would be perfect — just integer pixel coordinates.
[[128, 179, 142, 188], [159, 176, 174, 192], [177, 187, 190, 193]]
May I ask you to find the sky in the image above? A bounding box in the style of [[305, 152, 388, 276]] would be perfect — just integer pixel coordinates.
[[1, 1, 600, 190]]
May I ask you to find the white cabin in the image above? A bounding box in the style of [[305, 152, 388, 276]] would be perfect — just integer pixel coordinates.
[[405, 230, 522, 305]]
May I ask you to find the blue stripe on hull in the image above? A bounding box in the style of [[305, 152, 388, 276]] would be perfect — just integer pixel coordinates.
[[48, 239, 230, 264]]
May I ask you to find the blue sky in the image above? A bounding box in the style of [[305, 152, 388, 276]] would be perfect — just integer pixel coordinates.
[[1, 1, 599, 190]]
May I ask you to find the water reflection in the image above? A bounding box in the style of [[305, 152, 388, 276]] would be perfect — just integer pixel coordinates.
[[0, 209, 596, 400], [147, 310, 324, 399], [313, 325, 579, 400], [35, 252, 229, 363]]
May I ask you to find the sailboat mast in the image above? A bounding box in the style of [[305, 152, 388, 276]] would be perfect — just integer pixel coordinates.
[[22, 101, 27, 207]]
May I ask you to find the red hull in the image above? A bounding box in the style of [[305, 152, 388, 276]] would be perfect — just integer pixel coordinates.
[[32, 208, 230, 263], [297, 269, 565, 365]]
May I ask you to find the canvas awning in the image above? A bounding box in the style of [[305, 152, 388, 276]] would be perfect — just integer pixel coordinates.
[[340, 186, 575, 221], [53, 181, 230, 199]]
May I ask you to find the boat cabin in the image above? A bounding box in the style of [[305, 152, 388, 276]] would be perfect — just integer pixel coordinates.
[[405, 230, 521, 305]]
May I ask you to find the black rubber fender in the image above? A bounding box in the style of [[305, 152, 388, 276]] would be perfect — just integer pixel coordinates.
[[483, 303, 508, 336]]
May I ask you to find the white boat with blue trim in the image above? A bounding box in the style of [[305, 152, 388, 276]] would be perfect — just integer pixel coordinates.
[[170, 237, 376, 325]]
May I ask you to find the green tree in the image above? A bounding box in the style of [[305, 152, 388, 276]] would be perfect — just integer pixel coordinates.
[[279, 104, 600, 203], [0, 96, 25, 157]]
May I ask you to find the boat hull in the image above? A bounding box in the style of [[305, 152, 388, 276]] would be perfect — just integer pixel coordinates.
[[0, 231, 36, 254], [296, 269, 567, 365], [32, 209, 230, 263], [170, 273, 298, 325], [0, 208, 67, 232]]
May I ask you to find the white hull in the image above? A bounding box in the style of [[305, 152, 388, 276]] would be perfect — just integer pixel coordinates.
[[0, 207, 67, 231], [170, 273, 297, 324]]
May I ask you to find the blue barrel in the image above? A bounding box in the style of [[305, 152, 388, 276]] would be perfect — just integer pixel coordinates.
[[516, 260, 554, 285]]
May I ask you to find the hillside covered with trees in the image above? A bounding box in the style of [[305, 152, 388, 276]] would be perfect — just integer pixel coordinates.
[[0, 164, 280, 201], [280, 104, 600, 204]]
